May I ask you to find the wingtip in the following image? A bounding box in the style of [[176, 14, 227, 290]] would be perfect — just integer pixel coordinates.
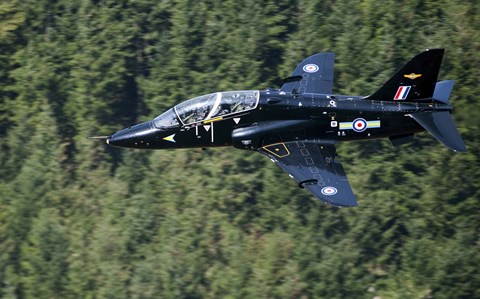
[[452, 144, 468, 152]]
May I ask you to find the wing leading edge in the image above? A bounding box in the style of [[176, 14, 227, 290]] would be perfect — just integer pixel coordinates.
[[258, 141, 357, 207]]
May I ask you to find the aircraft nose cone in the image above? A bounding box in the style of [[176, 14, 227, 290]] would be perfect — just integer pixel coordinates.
[[107, 130, 130, 147], [107, 121, 156, 148]]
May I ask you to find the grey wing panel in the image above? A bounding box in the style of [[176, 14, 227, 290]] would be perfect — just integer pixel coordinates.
[[258, 141, 357, 207], [280, 53, 335, 95]]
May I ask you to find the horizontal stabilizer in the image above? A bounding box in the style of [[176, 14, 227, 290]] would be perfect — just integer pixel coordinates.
[[433, 80, 455, 103], [410, 111, 467, 152]]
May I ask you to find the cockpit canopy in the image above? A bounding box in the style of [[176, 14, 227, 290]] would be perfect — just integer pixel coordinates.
[[153, 90, 259, 128]]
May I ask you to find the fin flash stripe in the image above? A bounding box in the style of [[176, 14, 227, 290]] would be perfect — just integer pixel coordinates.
[[394, 86, 411, 100]]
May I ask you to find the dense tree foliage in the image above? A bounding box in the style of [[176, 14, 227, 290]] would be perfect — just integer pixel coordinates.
[[0, 0, 479, 298]]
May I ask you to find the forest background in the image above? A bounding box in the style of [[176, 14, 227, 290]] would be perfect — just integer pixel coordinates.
[[0, 0, 479, 298]]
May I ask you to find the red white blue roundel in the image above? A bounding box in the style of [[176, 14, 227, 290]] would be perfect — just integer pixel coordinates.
[[321, 186, 337, 196], [352, 118, 367, 132], [303, 64, 319, 73]]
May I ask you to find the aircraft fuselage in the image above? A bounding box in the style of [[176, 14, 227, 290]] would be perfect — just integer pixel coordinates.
[[107, 90, 451, 150], [104, 49, 466, 207]]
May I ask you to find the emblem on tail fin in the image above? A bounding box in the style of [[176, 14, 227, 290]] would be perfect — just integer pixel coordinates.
[[404, 73, 422, 80]]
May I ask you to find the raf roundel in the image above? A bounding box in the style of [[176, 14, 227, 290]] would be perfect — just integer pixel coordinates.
[[352, 118, 367, 132], [303, 64, 319, 73], [321, 186, 338, 196]]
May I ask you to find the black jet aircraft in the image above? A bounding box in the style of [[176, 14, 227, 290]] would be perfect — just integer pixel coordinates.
[[104, 49, 466, 207]]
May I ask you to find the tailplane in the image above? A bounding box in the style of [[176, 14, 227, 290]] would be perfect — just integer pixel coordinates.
[[410, 78, 466, 152], [432, 80, 454, 104], [364, 49, 444, 101], [410, 111, 467, 152]]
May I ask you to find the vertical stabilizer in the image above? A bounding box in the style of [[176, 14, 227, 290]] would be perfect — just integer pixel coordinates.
[[364, 49, 444, 101]]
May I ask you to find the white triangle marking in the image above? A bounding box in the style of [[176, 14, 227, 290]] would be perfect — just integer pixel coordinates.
[[233, 117, 241, 124], [203, 125, 211, 132], [163, 134, 176, 143]]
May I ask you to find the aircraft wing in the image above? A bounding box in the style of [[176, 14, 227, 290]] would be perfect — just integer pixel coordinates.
[[280, 52, 335, 95], [258, 140, 357, 207]]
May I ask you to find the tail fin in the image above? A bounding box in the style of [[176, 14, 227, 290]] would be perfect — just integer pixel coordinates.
[[410, 111, 467, 152], [364, 49, 444, 101]]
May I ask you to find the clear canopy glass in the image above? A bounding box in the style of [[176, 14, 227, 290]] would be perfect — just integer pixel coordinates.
[[153, 108, 180, 128], [153, 90, 259, 128], [175, 93, 219, 125]]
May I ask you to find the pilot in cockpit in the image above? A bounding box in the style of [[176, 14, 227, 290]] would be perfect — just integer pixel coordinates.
[[244, 94, 256, 108]]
